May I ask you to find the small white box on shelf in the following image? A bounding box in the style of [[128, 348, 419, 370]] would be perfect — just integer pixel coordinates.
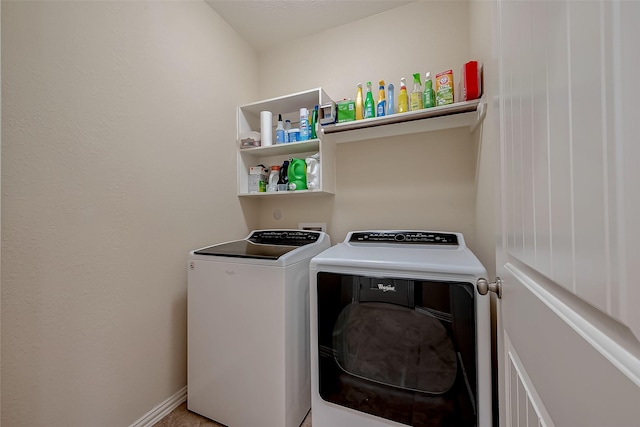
[[248, 165, 268, 193]]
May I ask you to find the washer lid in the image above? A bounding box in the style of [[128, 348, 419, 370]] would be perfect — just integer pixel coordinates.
[[193, 230, 322, 260]]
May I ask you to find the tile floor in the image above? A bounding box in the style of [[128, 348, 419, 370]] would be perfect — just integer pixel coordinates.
[[153, 402, 312, 426]]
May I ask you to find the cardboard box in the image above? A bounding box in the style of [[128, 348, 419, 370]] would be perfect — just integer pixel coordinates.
[[436, 70, 455, 106], [337, 99, 356, 123], [248, 165, 268, 193], [460, 61, 483, 101], [319, 102, 336, 125]]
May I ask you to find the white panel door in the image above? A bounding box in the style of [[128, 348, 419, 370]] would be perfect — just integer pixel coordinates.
[[496, 1, 640, 426]]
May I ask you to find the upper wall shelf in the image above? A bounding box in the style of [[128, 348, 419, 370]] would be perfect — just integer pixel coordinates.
[[320, 98, 486, 144]]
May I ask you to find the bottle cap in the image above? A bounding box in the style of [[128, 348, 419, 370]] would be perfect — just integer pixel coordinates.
[[271, 165, 280, 171]]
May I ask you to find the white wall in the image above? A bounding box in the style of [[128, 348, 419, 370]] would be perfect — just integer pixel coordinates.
[[255, 1, 490, 259], [469, 0, 497, 280], [0, 4, 3, 425], [1, 1, 256, 426]]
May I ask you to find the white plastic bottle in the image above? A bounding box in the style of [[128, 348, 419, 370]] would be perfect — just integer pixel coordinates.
[[299, 108, 310, 141], [305, 153, 320, 190], [267, 165, 280, 192]]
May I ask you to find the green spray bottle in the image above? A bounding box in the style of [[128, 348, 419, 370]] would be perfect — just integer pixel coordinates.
[[364, 81, 375, 119], [423, 72, 436, 108], [410, 73, 424, 111]]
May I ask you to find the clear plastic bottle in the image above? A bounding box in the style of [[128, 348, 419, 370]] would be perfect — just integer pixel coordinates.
[[284, 119, 291, 143], [364, 81, 375, 119], [355, 83, 364, 120], [398, 77, 409, 113], [376, 80, 386, 117], [275, 114, 285, 144], [410, 73, 424, 111]]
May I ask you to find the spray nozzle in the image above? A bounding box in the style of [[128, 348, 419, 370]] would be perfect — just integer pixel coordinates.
[[379, 80, 385, 88], [413, 73, 422, 85], [400, 77, 407, 89]]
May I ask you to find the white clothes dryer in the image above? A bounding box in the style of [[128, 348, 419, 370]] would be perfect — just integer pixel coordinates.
[[310, 230, 491, 427], [188, 230, 330, 427]]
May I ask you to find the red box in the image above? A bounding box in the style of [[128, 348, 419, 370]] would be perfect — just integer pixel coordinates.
[[460, 61, 482, 101]]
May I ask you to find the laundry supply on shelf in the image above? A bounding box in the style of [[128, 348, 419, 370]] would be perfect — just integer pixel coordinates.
[[423, 72, 436, 108], [376, 80, 386, 117], [355, 83, 364, 120], [248, 164, 268, 193], [410, 73, 424, 111], [436, 69, 455, 106], [364, 81, 375, 119], [398, 77, 409, 113], [288, 158, 308, 191], [275, 114, 285, 144]]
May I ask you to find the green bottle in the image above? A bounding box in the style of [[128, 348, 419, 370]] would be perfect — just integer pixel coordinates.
[[364, 81, 376, 119], [410, 73, 424, 111], [423, 72, 436, 108]]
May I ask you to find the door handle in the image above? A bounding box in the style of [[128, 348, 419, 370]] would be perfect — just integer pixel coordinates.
[[477, 277, 502, 299]]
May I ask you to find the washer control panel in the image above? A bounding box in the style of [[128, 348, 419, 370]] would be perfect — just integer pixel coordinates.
[[249, 230, 320, 246], [348, 231, 459, 245]]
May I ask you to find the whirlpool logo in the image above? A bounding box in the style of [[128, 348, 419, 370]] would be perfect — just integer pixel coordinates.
[[377, 283, 396, 292]]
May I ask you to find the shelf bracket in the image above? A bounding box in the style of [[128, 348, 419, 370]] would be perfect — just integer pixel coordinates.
[[469, 100, 486, 133]]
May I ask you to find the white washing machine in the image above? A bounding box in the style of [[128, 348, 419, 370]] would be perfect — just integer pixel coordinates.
[[188, 229, 330, 427], [310, 230, 492, 427]]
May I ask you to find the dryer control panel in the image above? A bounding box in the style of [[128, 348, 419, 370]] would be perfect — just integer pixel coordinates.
[[348, 231, 459, 245]]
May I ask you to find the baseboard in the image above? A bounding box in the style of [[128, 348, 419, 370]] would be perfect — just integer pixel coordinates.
[[129, 386, 187, 427]]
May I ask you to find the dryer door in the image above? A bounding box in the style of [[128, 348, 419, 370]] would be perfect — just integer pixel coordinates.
[[316, 272, 478, 427]]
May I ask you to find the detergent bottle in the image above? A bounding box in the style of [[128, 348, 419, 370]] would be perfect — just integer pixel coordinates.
[[376, 80, 386, 117], [355, 83, 364, 120], [364, 81, 375, 119], [305, 153, 320, 190], [410, 73, 424, 111], [277, 160, 289, 191], [287, 158, 308, 191], [398, 77, 409, 113], [310, 105, 318, 139]]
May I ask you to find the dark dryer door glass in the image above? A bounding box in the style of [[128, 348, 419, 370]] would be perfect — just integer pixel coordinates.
[[316, 272, 478, 427]]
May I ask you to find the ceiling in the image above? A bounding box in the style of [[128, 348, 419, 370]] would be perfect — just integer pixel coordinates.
[[205, 0, 415, 51]]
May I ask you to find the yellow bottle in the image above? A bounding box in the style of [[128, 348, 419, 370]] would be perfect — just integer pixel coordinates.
[[355, 83, 364, 120], [398, 77, 409, 113]]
